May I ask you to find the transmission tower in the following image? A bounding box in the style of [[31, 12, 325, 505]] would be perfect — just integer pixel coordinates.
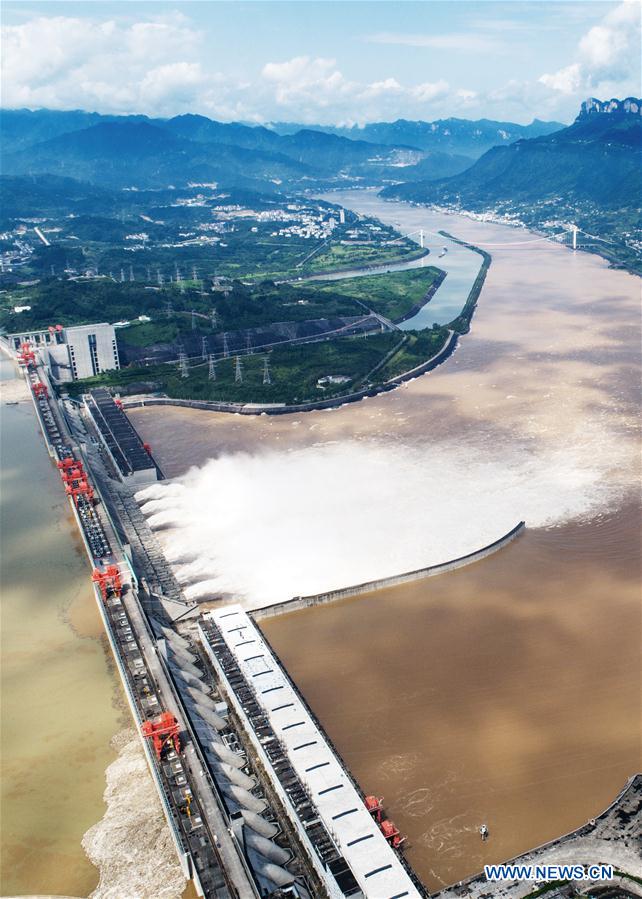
[[165, 296, 173, 318], [210, 308, 218, 328], [178, 351, 189, 378], [120, 268, 125, 282], [201, 336, 208, 360], [222, 332, 229, 358], [157, 269, 163, 286], [262, 355, 271, 385], [208, 354, 216, 381], [234, 355, 243, 384], [245, 333, 252, 355], [129, 264, 134, 282], [146, 265, 151, 281]]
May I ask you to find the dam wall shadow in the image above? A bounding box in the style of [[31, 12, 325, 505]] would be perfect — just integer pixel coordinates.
[[253, 521, 526, 620]]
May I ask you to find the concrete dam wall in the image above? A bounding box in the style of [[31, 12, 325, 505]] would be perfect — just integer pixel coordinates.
[[253, 521, 526, 620]]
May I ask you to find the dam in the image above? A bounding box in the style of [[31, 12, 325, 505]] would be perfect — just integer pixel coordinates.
[[11, 337, 426, 899]]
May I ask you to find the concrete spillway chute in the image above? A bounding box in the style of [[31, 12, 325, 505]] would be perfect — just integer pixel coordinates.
[[185, 684, 215, 704], [170, 667, 208, 693], [240, 810, 278, 839], [168, 655, 204, 680], [161, 626, 191, 651], [209, 761, 256, 791], [205, 740, 246, 769], [183, 697, 227, 732], [219, 782, 267, 813], [247, 857, 295, 889], [244, 831, 291, 866]]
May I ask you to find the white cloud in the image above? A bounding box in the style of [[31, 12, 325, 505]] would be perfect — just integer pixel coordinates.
[[539, 0, 640, 95], [5, 6, 635, 127], [539, 63, 582, 95], [364, 31, 502, 53], [411, 80, 450, 103], [261, 56, 351, 108], [1, 12, 208, 113]]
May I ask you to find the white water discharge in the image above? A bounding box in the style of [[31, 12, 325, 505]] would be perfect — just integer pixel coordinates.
[[135, 423, 627, 609], [83, 731, 187, 899]]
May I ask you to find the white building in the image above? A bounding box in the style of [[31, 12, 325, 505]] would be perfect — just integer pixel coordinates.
[[3, 322, 120, 382]]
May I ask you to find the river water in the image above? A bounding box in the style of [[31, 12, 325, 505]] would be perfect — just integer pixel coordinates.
[[0, 359, 123, 896], [128, 192, 639, 889], [0, 358, 188, 899], [303, 215, 483, 328]]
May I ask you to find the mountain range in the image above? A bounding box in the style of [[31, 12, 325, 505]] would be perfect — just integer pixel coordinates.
[[0, 109, 422, 189], [381, 98, 641, 208], [268, 117, 565, 158], [0, 108, 564, 190]]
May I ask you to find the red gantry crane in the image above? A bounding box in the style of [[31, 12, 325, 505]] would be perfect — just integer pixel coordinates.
[[141, 712, 181, 760]]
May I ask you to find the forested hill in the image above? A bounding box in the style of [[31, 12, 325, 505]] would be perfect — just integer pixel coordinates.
[[380, 98, 642, 273]]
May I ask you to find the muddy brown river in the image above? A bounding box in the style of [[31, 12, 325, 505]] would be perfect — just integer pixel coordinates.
[[130, 193, 641, 890]]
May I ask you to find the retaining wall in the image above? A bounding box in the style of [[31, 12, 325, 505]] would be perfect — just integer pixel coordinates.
[[253, 520, 525, 620]]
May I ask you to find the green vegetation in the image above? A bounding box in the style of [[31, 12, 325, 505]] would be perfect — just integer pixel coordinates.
[[65, 326, 450, 406], [381, 103, 642, 276], [2, 267, 445, 338], [304, 242, 424, 274], [0, 168, 460, 406], [116, 319, 180, 347], [313, 267, 443, 322], [0, 280, 176, 332]]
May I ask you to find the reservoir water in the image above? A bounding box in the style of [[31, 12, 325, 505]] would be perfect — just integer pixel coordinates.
[[130, 192, 641, 888]]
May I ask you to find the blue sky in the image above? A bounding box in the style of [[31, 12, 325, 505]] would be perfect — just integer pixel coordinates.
[[2, 1, 640, 124]]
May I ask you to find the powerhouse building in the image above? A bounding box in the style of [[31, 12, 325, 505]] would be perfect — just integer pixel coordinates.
[[3, 322, 120, 382]]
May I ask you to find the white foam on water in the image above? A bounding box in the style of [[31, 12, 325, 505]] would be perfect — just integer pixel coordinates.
[[135, 421, 628, 609], [82, 730, 187, 899]]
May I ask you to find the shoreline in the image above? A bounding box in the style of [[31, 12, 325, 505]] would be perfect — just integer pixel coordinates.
[[119, 229, 489, 414]]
